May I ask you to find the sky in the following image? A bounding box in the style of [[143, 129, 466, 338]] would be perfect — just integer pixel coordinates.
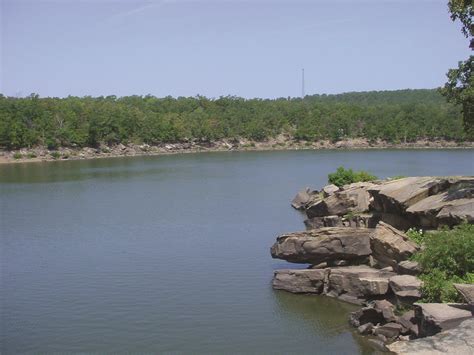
[[1, 0, 471, 98]]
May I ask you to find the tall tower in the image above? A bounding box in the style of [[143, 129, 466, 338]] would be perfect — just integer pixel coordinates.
[[301, 68, 305, 99]]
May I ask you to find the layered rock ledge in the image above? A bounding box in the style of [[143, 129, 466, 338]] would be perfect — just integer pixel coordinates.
[[271, 176, 473, 352]]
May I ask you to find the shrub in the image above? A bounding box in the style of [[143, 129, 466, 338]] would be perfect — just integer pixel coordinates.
[[50, 151, 61, 159], [328, 166, 378, 187], [414, 224, 474, 302], [27, 152, 37, 158], [414, 224, 474, 278], [13, 152, 22, 159]]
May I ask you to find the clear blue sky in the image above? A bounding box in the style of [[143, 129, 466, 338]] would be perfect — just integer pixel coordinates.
[[1, 0, 471, 98]]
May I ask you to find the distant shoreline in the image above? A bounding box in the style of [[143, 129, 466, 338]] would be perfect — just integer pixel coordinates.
[[1, 138, 473, 165]]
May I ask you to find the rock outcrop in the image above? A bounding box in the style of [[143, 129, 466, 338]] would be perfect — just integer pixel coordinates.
[[270, 227, 372, 264], [273, 176, 474, 352]]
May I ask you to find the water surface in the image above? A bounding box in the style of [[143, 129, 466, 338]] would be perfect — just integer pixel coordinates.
[[1, 149, 473, 354]]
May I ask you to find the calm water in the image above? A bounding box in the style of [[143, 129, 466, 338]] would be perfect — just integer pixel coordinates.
[[1, 149, 473, 354]]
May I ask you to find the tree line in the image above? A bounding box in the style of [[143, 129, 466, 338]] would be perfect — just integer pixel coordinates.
[[0, 89, 468, 150]]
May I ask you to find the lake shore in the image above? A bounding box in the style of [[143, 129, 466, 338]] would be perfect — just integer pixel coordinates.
[[1, 138, 473, 164]]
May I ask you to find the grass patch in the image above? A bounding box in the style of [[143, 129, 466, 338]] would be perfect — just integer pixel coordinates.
[[50, 151, 61, 159], [13, 152, 23, 160]]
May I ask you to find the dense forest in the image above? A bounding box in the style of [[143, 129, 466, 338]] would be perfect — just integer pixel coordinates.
[[0, 89, 468, 150]]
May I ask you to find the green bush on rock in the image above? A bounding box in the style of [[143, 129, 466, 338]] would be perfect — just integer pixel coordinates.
[[328, 166, 378, 187]]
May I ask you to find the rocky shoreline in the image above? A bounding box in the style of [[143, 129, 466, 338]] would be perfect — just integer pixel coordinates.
[[271, 176, 473, 353], [1, 137, 473, 164]]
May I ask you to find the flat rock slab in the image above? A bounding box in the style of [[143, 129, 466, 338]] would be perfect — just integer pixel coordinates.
[[272, 265, 396, 304], [326, 265, 396, 300], [270, 227, 372, 264], [388, 318, 474, 354], [414, 303, 473, 337], [389, 275, 423, 302]]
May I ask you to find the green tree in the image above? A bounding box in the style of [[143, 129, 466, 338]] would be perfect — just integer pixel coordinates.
[[441, 0, 473, 138]]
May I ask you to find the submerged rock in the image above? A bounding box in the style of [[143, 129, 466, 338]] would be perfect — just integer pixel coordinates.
[[270, 227, 372, 265]]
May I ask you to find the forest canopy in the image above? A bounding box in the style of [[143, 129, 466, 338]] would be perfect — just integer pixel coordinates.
[[0, 89, 467, 150]]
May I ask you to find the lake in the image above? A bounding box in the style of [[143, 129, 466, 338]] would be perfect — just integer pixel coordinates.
[[1, 149, 473, 354]]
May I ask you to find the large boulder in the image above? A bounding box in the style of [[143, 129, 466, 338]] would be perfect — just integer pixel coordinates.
[[291, 188, 318, 210], [368, 177, 451, 214], [272, 269, 326, 293], [370, 222, 419, 269], [270, 227, 372, 264], [389, 275, 423, 305], [388, 318, 474, 354], [414, 303, 473, 337], [326, 265, 396, 303], [306, 182, 375, 218]]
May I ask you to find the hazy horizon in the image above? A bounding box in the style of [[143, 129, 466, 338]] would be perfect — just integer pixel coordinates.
[[2, 0, 471, 99]]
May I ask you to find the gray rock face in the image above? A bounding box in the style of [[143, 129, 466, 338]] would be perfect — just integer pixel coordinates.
[[272, 269, 326, 293], [414, 303, 473, 337], [326, 265, 395, 301], [389, 275, 423, 304], [370, 222, 419, 269], [454, 283, 474, 306], [270, 227, 372, 264], [388, 318, 474, 355]]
